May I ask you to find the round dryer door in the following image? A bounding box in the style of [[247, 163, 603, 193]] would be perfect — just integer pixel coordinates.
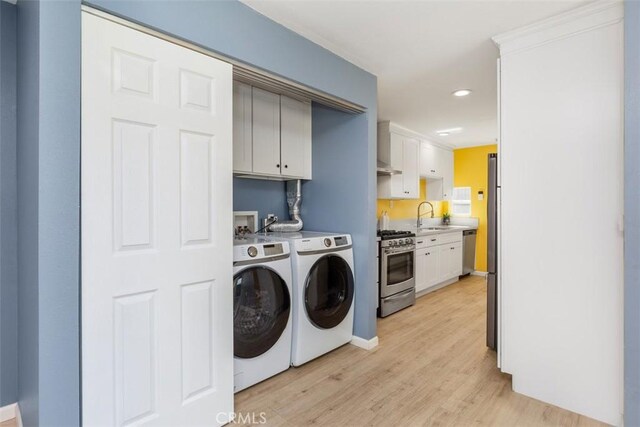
[[234, 266, 291, 359], [304, 255, 354, 329]]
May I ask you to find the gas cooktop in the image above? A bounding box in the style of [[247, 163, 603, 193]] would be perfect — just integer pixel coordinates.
[[377, 230, 416, 240]]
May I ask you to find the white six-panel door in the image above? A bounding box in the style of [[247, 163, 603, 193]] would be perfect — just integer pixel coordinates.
[[82, 12, 233, 426]]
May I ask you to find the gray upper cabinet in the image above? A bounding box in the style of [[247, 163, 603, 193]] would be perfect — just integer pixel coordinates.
[[233, 82, 253, 173], [251, 87, 281, 176], [280, 96, 312, 179], [233, 82, 312, 180]]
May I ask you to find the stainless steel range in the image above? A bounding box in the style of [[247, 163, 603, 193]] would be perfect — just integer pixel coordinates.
[[377, 230, 416, 317]]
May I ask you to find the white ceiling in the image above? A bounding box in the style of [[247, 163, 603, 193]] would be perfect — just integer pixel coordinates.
[[240, 0, 588, 147]]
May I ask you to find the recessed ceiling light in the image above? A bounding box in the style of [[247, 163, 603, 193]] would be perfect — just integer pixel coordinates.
[[438, 132, 450, 136], [452, 89, 472, 97], [436, 127, 463, 134]]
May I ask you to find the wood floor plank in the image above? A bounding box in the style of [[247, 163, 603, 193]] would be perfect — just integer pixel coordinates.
[[235, 275, 606, 426]]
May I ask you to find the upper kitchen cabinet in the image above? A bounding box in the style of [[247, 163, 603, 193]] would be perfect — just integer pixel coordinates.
[[377, 121, 420, 199], [233, 82, 312, 180], [420, 141, 453, 200]]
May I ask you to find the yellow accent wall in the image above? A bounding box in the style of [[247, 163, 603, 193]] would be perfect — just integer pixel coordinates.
[[453, 144, 498, 272], [377, 179, 448, 220]]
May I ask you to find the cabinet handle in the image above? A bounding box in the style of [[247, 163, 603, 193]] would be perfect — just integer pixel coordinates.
[[431, 169, 435, 173], [427, 252, 430, 256], [284, 164, 288, 168], [451, 247, 455, 250], [430, 239, 436, 242], [276, 164, 280, 168]]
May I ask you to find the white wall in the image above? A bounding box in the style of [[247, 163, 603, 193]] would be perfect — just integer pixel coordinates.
[[495, 2, 624, 425]]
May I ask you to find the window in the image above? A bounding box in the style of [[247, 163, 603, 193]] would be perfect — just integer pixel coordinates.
[[451, 187, 471, 216]]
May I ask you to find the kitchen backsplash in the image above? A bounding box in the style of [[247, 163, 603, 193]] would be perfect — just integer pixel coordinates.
[[376, 179, 447, 220]]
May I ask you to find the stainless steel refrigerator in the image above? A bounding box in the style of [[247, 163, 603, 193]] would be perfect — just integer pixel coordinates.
[[487, 153, 498, 350]]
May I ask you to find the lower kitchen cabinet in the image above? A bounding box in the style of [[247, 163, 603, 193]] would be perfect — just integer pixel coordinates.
[[439, 242, 462, 282], [415, 247, 439, 293], [415, 232, 463, 294]]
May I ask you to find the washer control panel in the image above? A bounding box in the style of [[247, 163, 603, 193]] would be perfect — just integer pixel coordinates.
[[233, 239, 290, 263]]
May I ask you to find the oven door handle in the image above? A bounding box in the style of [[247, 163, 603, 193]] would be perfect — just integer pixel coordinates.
[[385, 288, 414, 301], [384, 247, 415, 256]]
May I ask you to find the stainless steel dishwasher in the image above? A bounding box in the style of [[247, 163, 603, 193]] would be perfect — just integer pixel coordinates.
[[462, 229, 477, 275]]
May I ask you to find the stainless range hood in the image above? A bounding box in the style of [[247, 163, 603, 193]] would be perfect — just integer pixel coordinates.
[[377, 160, 402, 176]]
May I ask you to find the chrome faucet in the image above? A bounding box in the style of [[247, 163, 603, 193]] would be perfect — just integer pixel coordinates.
[[417, 201, 434, 228]]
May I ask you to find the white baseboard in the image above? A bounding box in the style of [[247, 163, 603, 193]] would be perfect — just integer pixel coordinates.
[[0, 403, 16, 423], [350, 335, 379, 350], [471, 270, 488, 278]]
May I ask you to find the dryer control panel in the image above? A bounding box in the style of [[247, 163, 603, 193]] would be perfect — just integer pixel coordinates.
[[295, 235, 352, 253]]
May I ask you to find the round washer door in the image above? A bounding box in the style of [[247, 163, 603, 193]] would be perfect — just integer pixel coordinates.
[[234, 266, 291, 359], [304, 254, 354, 329]]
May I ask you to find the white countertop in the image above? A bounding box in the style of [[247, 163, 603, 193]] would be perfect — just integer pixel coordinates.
[[413, 225, 476, 237]]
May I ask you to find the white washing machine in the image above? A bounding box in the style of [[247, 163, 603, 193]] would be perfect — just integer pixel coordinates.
[[255, 231, 355, 367], [233, 238, 293, 392]]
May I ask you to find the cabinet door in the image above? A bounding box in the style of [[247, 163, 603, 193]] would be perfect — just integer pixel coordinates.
[[450, 241, 463, 277], [439, 242, 463, 281], [424, 248, 440, 289], [415, 248, 428, 293], [440, 149, 454, 200], [281, 96, 312, 179], [233, 82, 252, 172], [426, 178, 444, 201], [402, 138, 420, 198], [388, 132, 404, 197], [252, 88, 281, 175], [421, 142, 439, 177]]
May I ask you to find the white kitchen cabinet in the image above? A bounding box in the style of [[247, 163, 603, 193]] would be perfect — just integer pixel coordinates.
[[421, 143, 439, 177], [377, 121, 420, 199], [252, 87, 281, 175], [280, 95, 312, 179], [402, 138, 420, 198], [440, 149, 454, 200], [421, 141, 453, 200], [233, 82, 253, 173], [233, 83, 312, 180], [415, 246, 439, 293], [415, 231, 462, 294], [439, 242, 462, 282]]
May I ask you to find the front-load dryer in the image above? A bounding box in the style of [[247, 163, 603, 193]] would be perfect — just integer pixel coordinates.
[[233, 238, 293, 392], [254, 231, 355, 367]]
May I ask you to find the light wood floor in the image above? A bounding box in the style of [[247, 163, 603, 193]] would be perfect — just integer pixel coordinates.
[[236, 275, 605, 426]]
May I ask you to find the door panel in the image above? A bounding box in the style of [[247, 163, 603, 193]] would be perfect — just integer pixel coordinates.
[[233, 82, 252, 172], [82, 12, 233, 426], [280, 96, 311, 178], [252, 88, 281, 175], [425, 249, 439, 288], [402, 138, 420, 198]]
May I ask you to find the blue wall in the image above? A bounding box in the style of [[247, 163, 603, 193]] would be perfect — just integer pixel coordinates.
[[233, 178, 287, 225], [16, 0, 81, 425], [304, 104, 377, 339], [625, 0, 640, 424], [0, 1, 17, 409], [16, 1, 41, 424], [13, 0, 377, 424]]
